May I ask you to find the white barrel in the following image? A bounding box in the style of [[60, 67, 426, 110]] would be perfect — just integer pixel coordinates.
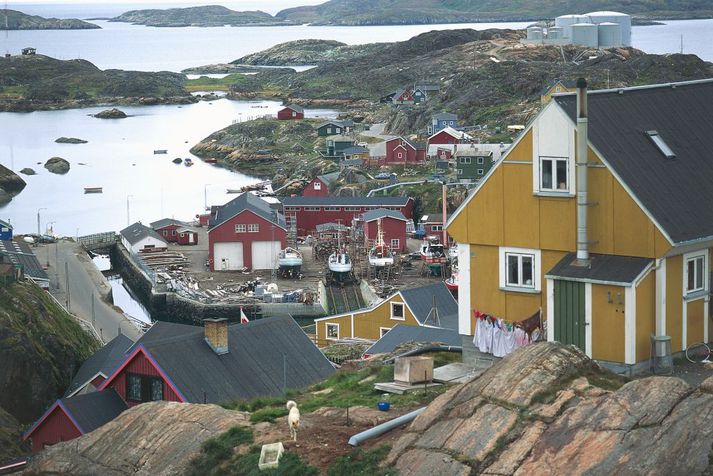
[[571, 23, 599, 47], [598, 22, 623, 48]]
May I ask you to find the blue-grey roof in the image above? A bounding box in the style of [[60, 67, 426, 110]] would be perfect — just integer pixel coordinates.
[[120, 222, 167, 246], [0, 219, 12, 229], [316, 120, 353, 129], [342, 146, 369, 155], [364, 324, 460, 356], [362, 208, 407, 222], [65, 334, 134, 397], [317, 171, 340, 186], [546, 252, 652, 285], [433, 112, 457, 121], [131, 316, 335, 404], [60, 389, 127, 434], [150, 218, 188, 230], [283, 196, 410, 207], [0, 240, 48, 282], [211, 193, 286, 230], [400, 282, 458, 330]]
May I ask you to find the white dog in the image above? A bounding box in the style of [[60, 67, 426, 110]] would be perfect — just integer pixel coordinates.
[[286, 400, 300, 442]]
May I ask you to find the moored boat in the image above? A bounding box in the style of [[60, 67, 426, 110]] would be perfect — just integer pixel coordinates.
[[83, 187, 103, 194], [445, 272, 459, 292], [153, 149, 167, 154], [184, 158, 194, 167]]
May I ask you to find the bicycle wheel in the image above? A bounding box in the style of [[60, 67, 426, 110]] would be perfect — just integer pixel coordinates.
[[686, 342, 711, 363]]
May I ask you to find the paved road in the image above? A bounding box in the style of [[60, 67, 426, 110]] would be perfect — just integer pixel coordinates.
[[35, 241, 142, 342]]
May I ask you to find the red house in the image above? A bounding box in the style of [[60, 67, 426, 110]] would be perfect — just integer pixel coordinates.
[[283, 196, 414, 237], [385, 137, 426, 165], [302, 172, 340, 197], [23, 390, 127, 452], [150, 218, 198, 245], [277, 104, 304, 120], [427, 127, 472, 146], [208, 193, 286, 271], [393, 88, 414, 105], [362, 208, 408, 252]]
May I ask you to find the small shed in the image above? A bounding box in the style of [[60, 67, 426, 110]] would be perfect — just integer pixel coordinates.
[[22, 47, 37, 55], [277, 104, 304, 120], [176, 228, 199, 246]]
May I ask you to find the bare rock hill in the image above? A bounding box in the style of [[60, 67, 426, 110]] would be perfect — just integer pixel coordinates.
[[25, 402, 251, 475], [386, 342, 713, 475]]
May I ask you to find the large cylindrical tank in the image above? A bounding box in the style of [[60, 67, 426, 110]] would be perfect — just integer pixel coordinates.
[[547, 27, 563, 39], [555, 14, 591, 39], [527, 26, 543, 40], [585, 11, 631, 46], [571, 23, 599, 47], [598, 22, 623, 48]]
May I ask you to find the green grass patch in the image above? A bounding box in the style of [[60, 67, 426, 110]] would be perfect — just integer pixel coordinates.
[[326, 445, 393, 476], [229, 447, 319, 476], [186, 426, 254, 476]]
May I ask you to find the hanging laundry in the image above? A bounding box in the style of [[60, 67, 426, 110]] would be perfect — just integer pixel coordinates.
[[514, 327, 529, 347], [492, 319, 505, 357]]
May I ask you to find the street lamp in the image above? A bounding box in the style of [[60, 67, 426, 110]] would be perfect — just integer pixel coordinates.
[[36, 207, 47, 244], [126, 195, 133, 226]]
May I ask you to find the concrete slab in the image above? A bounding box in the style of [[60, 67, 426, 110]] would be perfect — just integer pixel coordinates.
[[433, 363, 484, 384], [374, 381, 443, 395]]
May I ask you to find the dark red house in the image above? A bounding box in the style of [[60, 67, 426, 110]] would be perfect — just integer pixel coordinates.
[[23, 390, 127, 452], [427, 127, 471, 146], [302, 172, 339, 197], [150, 218, 198, 245], [393, 88, 414, 105], [362, 208, 408, 252], [283, 196, 413, 237], [277, 104, 304, 120], [208, 193, 286, 271], [385, 137, 426, 165]]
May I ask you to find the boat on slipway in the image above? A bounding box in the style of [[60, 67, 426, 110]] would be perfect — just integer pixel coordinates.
[[420, 240, 447, 264], [368, 219, 394, 268], [278, 247, 303, 278]]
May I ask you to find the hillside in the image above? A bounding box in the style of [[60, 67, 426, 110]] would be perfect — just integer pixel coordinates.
[[276, 0, 713, 24], [232, 39, 348, 66], [111, 5, 288, 27], [0, 9, 99, 30], [0, 54, 192, 111]]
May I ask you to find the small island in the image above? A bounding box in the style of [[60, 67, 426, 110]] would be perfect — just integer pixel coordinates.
[[44, 157, 70, 174], [0, 163, 27, 203], [0, 9, 100, 30], [55, 137, 88, 144], [93, 108, 127, 119], [110, 5, 290, 27]]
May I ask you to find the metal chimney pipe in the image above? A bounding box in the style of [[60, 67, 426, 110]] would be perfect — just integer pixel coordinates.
[[576, 78, 589, 263]]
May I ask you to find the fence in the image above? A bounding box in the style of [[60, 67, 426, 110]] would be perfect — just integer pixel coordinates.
[[78, 232, 117, 251]]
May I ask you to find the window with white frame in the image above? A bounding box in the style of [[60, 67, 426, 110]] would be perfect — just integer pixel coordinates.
[[685, 252, 707, 295], [235, 224, 247, 233], [457, 169, 463, 175], [306, 207, 320, 211], [390, 239, 400, 249], [314, 181, 322, 190], [380, 327, 391, 338], [459, 157, 471, 164], [326, 323, 339, 340], [540, 157, 569, 192], [397, 152, 403, 159], [432, 225, 443, 232], [247, 224, 259, 233], [499, 247, 541, 292], [477, 157, 484, 165], [324, 207, 340, 211], [477, 169, 484, 175], [391, 302, 405, 320]]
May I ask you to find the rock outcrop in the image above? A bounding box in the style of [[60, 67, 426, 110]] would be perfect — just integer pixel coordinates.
[[44, 156, 70, 174], [55, 136, 88, 144], [0, 163, 26, 203], [19, 167, 36, 175], [26, 402, 251, 475], [94, 108, 127, 119], [0, 406, 27, 463], [386, 342, 713, 475]]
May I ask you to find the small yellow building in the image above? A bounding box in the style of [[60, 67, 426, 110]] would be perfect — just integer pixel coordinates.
[[314, 282, 457, 344], [448, 78, 713, 371], [540, 79, 577, 104]]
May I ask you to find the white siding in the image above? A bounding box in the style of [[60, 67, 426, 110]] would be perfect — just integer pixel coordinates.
[[214, 242, 244, 270], [251, 241, 281, 270]]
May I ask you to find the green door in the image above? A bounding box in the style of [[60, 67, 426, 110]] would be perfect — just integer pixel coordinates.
[[554, 280, 586, 352]]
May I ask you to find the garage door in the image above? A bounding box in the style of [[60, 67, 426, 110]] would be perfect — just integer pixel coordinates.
[[251, 241, 282, 270], [214, 242, 244, 270]]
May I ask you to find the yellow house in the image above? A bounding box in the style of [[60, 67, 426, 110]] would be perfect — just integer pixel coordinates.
[[314, 282, 457, 344], [540, 79, 577, 104], [448, 78, 713, 371]]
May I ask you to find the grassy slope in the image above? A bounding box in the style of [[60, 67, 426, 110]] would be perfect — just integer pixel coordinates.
[[111, 5, 285, 27], [1, 9, 100, 30]]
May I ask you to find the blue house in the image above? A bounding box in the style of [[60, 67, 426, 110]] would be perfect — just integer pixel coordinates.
[[429, 112, 459, 134], [0, 219, 12, 241]]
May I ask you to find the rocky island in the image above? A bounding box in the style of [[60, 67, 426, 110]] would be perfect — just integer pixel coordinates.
[[55, 137, 88, 144], [110, 5, 290, 27], [44, 157, 71, 174], [0, 9, 100, 30], [93, 108, 127, 119], [0, 164, 26, 204]]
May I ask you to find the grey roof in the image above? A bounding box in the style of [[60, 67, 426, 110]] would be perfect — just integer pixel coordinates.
[[131, 316, 335, 404], [400, 282, 458, 330], [0, 240, 48, 282], [454, 146, 493, 158], [546, 252, 652, 285], [282, 104, 304, 113], [364, 324, 460, 356], [65, 334, 134, 397], [283, 196, 410, 207], [0, 219, 11, 229], [211, 193, 286, 230], [340, 158, 363, 166], [433, 112, 457, 121], [421, 213, 443, 224], [120, 222, 167, 246], [362, 208, 407, 222], [316, 120, 353, 129], [554, 79, 713, 244], [317, 171, 340, 186], [416, 84, 441, 92], [60, 389, 127, 434], [342, 146, 369, 155], [150, 218, 188, 230]]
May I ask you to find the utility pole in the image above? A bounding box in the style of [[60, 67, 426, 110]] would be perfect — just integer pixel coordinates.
[[126, 195, 133, 226], [91, 293, 96, 328]]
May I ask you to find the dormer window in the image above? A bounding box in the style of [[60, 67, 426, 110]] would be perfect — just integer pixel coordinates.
[[646, 130, 675, 159], [540, 157, 569, 192]]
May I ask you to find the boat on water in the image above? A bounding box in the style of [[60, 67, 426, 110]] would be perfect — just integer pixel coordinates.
[[184, 158, 194, 167], [278, 247, 303, 268], [172, 158, 183, 164], [420, 239, 447, 264], [83, 187, 103, 194], [153, 149, 168, 154]]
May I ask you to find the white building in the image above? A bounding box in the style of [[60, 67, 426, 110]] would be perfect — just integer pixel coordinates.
[[120, 222, 168, 254]]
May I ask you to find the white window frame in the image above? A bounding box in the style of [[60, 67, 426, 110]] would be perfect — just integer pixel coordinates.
[[397, 152, 404, 159], [499, 247, 541, 292], [459, 157, 471, 164], [390, 302, 405, 321], [326, 323, 339, 340], [314, 181, 322, 190], [477, 169, 484, 175], [305, 207, 320, 211], [457, 169, 463, 175], [235, 224, 247, 233], [684, 250, 708, 296], [432, 225, 443, 232], [326, 128, 332, 134], [539, 156, 570, 192], [247, 224, 259, 233], [477, 157, 484, 165], [390, 239, 400, 249], [324, 207, 340, 212], [380, 327, 392, 338]]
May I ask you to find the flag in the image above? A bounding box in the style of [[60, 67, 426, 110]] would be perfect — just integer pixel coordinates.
[[240, 307, 249, 324]]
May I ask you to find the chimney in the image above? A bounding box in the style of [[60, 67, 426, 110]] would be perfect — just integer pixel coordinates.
[[575, 78, 590, 265], [204, 318, 229, 355]]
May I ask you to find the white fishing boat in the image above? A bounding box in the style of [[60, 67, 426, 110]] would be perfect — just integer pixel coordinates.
[[278, 247, 303, 267], [420, 239, 447, 264], [368, 219, 394, 267], [445, 271, 459, 293], [328, 250, 352, 273]]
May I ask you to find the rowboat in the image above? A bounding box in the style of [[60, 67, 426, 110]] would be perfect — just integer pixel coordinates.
[[84, 187, 103, 194]]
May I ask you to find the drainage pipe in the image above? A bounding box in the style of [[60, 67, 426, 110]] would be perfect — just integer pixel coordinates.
[[348, 407, 427, 446]]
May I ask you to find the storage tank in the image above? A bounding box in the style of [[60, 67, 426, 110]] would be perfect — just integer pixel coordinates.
[[571, 23, 599, 48], [555, 14, 591, 39], [527, 26, 543, 40], [547, 27, 564, 39], [585, 11, 631, 46], [598, 22, 623, 48]]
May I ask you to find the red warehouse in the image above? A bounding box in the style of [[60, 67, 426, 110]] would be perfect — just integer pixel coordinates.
[[150, 218, 198, 245], [208, 193, 286, 271], [277, 104, 304, 120], [302, 172, 340, 197], [385, 137, 426, 165], [362, 208, 408, 252], [23, 390, 127, 452], [283, 196, 414, 237]]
